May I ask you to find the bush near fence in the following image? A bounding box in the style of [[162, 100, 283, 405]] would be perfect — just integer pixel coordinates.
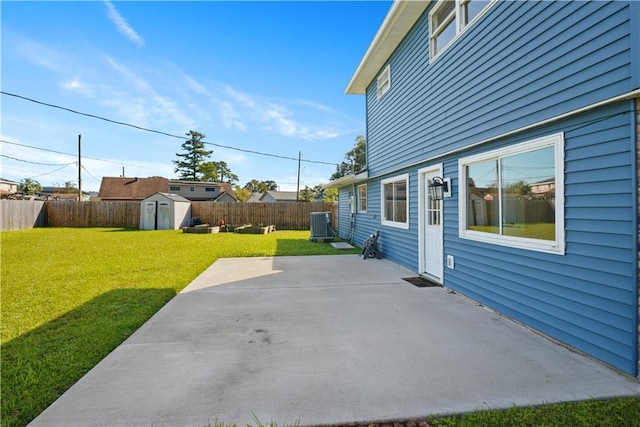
[[32, 200, 336, 230]]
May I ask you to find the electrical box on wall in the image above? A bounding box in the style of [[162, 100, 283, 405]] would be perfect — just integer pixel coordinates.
[[447, 255, 455, 269]]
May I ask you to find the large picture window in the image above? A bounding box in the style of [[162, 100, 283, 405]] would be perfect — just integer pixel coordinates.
[[429, 0, 493, 59], [459, 133, 564, 254], [381, 174, 409, 229]]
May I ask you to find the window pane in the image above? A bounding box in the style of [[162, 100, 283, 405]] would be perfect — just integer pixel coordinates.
[[358, 184, 367, 212], [500, 146, 555, 240], [433, 1, 455, 28], [466, 161, 499, 234], [384, 183, 394, 221], [395, 180, 407, 223], [432, 1, 456, 55], [463, 0, 490, 25]]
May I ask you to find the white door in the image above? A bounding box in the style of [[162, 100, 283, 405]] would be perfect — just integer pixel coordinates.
[[157, 202, 171, 229], [421, 168, 444, 281], [142, 201, 157, 230]]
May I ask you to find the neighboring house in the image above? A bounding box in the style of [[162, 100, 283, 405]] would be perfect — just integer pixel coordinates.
[[97, 177, 169, 201], [245, 193, 262, 203], [259, 190, 299, 203], [0, 179, 19, 198], [329, 0, 639, 377], [168, 180, 237, 202], [212, 191, 238, 203]]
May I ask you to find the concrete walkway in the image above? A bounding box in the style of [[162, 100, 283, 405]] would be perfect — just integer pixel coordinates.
[[29, 255, 639, 427]]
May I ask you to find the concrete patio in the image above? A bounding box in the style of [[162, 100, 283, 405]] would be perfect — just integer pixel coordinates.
[[29, 255, 639, 426]]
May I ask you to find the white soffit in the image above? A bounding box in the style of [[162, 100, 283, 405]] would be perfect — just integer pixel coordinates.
[[346, 0, 430, 95]]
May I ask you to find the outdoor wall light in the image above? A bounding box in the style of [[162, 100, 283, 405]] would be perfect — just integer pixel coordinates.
[[429, 176, 449, 201]]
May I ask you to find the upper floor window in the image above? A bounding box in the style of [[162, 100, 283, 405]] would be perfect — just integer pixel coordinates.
[[376, 64, 391, 99], [458, 133, 565, 254], [381, 174, 409, 229], [430, 0, 492, 59], [169, 186, 180, 191], [205, 187, 216, 192], [189, 186, 195, 192], [357, 184, 367, 213]]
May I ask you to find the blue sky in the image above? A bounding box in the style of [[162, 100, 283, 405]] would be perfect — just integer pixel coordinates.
[[1, 1, 391, 192]]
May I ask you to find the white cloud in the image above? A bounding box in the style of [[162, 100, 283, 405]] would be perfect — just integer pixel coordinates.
[[104, 1, 145, 47], [219, 86, 344, 141], [15, 38, 65, 72]]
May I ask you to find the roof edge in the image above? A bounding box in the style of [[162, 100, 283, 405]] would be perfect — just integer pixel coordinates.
[[345, 0, 430, 95], [324, 171, 369, 189]]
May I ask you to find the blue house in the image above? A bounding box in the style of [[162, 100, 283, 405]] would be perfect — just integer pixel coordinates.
[[329, 0, 639, 377]]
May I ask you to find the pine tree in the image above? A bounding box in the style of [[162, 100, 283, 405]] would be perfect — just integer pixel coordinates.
[[173, 131, 213, 181]]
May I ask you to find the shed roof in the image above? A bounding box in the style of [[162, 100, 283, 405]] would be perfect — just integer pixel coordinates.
[[346, 0, 430, 94], [145, 192, 191, 203]]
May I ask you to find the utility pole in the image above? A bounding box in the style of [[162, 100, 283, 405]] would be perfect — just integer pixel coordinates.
[[78, 134, 82, 202], [296, 151, 301, 202]]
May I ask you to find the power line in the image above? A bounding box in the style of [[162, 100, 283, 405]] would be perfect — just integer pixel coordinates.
[[81, 164, 101, 182], [1, 91, 340, 166], [0, 154, 74, 166], [1, 140, 153, 169], [28, 164, 74, 180]]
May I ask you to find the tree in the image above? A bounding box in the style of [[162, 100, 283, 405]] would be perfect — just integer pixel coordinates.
[[234, 187, 252, 202], [323, 187, 338, 202], [18, 178, 42, 195], [298, 184, 326, 202], [173, 131, 213, 181], [244, 179, 278, 193], [213, 161, 239, 185], [298, 186, 316, 202], [330, 135, 366, 181]]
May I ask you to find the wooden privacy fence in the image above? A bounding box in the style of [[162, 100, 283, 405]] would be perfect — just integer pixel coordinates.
[[42, 201, 337, 230], [191, 201, 336, 230], [0, 200, 46, 231], [46, 201, 141, 228]]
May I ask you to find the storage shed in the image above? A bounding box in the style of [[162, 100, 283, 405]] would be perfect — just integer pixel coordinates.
[[140, 192, 191, 230]]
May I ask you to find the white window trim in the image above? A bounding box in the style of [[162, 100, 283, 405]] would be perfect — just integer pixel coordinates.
[[429, 0, 495, 62], [380, 174, 410, 229], [458, 132, 565, 254], [376, 64, 391, 100], [357, 183, 368, 213]]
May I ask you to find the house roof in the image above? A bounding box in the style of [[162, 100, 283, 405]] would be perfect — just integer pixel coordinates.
[[213, 191, 238, 202], [346, 0, 430, 95], [260, 190, 299, 202], [98, 177, 169, 200]]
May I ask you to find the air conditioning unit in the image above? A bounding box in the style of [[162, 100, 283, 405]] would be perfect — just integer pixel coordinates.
[[310, 211, 333, 241]]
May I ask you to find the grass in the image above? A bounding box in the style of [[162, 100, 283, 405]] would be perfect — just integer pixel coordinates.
[[0, 228, 360, 427], [429, 397, 640, 426], [2, 228, 638, 427]]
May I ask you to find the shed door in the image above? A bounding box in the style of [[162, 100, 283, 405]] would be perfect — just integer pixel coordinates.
[[421, 168, 444, 282], [142, 201, 157, 230], [157, 202, 171, 229]]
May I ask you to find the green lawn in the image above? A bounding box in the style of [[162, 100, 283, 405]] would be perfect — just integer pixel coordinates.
[[1, 228, 360, 427], [2, 228, 638, 427]]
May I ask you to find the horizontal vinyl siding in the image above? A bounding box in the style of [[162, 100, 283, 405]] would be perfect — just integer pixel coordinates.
[[337, 186, 381, 249], [366, 1, 634, 178], [443, 103, 637, 374]]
